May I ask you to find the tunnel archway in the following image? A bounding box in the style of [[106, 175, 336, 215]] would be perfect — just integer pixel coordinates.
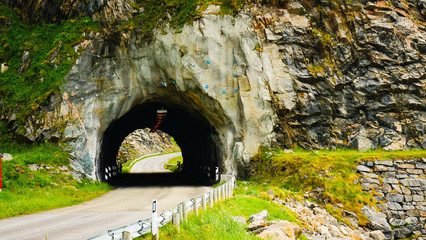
[[97, 101, 224, 184]]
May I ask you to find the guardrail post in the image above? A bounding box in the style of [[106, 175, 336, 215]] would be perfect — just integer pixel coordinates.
[[226, 181, 229, 199], [183, 201, 187, 222], [202, 194, 206, 211], [209, 191, 213, 208], [222, 185, 225, 200], [232, 181, 234, 196], [194, 198, 198, 216], [211, 189, 215, 205], [178, 203, 183, 222], [216, 186, 219, 202], [231, 180, 233, 196], [172, 212, 180, 232], [123, 231, 132, 240]]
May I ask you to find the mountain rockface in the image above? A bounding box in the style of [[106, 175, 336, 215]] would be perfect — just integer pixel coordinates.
[[116, 129, 179, 165], [1, 0, 425, 179]]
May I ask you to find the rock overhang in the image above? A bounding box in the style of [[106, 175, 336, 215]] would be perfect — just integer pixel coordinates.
[[61, 12, 277, 180]]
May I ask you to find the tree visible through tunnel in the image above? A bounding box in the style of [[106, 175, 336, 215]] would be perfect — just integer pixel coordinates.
[[97, 102, 223, 185]]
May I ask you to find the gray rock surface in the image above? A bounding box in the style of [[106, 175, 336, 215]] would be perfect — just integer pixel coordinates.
[[369, 230, 386, 240], [1, 1, 425, 179], [231, 216, 246, 225], [357, 159, 426, 238], [248, 210, 269, 225], [116, 128, 179, 165], [362, 206, 392, 232], [0, 153, 13, 161]]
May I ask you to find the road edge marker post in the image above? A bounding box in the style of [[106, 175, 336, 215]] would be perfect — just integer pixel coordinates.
[[152, 200, 159, 240]]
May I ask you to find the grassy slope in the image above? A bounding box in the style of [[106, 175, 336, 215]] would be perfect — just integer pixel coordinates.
[[0, 143, 112, 219], [0, 3, 101, 139], [253, 148, 426, 226], [135, 149, 426, 240], [137, 194, 304, 240], [165, 155, 183, 172]]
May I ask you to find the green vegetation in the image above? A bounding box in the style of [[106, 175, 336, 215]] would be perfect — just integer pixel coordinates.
[[119, 0, 246, 35], [252, 148, 426, 226], [137, 194, 302, 240], [135, 148, 426, 239], [0, 143, 112, 219], [165, 155, 183, 172], [170, 137, 180, 149], [0, 1, 247, 140], [0, 3, 101, 139]]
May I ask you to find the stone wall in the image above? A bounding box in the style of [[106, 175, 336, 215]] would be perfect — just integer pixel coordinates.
[[357, 159, 426, 238]]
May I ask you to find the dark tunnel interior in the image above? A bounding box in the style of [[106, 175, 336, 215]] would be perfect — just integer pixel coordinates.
[[97, 101, 222, 185]]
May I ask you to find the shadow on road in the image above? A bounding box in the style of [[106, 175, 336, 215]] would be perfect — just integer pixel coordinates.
[[109, 172, 213, 187]]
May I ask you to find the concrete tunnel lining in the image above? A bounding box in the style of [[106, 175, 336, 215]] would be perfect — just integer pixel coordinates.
[[97, 101, 226, 183]]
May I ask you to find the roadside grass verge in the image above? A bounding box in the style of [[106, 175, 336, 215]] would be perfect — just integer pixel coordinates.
[[137, 194, 303, 240], [135, 147, 426, 239], [0, 143, 112, 219], [165, 156, 183, 172], [252, 148, 426, 226]]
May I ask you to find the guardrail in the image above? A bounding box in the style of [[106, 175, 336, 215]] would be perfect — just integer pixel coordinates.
[[88, 173, 235, 240]]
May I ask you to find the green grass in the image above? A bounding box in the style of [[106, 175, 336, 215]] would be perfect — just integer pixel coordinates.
[[165, 156, 183, 172], [0, 143, 112, 219], [132, 146, 426, 239], [120, 0, 246, 35], [136, 194, 302, 240], [252, 148, 426, 226]]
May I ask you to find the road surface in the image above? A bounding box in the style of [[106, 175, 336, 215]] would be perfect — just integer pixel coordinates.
[[130, 152, 182, 173], [0, 152, 210, 240]]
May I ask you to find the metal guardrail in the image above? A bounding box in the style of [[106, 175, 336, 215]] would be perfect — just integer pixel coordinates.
[[88, 173, 235, 240]]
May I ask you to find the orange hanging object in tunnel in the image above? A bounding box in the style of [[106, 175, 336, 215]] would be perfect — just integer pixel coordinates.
[[150, 110, 167, 132]]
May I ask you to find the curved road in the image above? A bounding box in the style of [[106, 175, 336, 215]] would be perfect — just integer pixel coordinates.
[[0, 152, 211, 240], [130, 152, 182, 173]]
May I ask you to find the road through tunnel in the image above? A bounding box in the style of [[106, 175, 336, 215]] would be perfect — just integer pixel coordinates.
[[97, 101, 226, 185]]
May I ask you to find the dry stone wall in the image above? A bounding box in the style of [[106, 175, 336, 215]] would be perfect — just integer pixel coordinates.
[[357, 159, 426, 238]]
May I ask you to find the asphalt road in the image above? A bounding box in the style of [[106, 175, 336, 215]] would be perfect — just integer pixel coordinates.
[[0, 152, 211, 240], [130, 152, 182, 173]]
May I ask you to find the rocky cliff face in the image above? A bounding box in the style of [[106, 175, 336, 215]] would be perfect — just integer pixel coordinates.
[[254, 0, 426, 151], [1, 0, 425, 179], [116, 128, 180, 165]]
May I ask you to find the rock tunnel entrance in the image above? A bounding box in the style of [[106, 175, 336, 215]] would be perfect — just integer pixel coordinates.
[[97, 101, 223, 184]]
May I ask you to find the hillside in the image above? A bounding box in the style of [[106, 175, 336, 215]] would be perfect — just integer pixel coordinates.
[[0, 1, 425, 238]]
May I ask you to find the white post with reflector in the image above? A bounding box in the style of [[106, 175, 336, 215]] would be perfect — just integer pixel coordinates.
[[152, 200, 159, 240]]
